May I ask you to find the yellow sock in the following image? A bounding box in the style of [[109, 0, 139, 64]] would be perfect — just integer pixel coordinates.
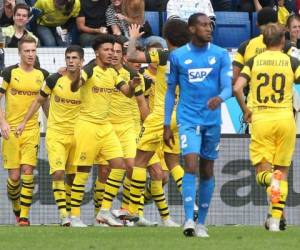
[[20, 175, 34, 219], [170, 165, 184, 192], [256, 171, 272, 187], [151, 180, 170, 220], [272, 180, 288, 219], [52, 180, 68, 218], [101, 169, 125, 210], [7, 178, 21, 216], [128, 167, 147, 215], [94, 179, 106, 217], [138, 194, 144, 217], [121, 176, 131, 210], [71, 172, 89, 217], [65, 183, 71, 213]]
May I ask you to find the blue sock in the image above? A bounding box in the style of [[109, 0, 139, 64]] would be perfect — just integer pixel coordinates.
[[198, 177, 215, 225], [182, 173, 196, 221]]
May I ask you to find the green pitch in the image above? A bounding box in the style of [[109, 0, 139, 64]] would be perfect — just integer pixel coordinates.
[[0, 226, 300, 250]]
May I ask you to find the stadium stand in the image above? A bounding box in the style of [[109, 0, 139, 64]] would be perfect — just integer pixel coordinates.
[[213, 12, 251, 48], [144, 11, 160, 36]]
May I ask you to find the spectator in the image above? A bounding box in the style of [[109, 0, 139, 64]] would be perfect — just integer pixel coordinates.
[[76, 0, 109, 47], [286, 14, 300, 48], [34, 0, 80, 47], [0, 0, 25, 27], [106, 0, 128, 36], [1, 3, 38, 47], [108, 0, 157, 44], [167, 0, 215, 24], [211, 0, 231, 11], [252, 0, 290, 25]]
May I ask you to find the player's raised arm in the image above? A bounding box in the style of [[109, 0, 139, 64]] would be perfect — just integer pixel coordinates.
[[127, 24, 147, 63]]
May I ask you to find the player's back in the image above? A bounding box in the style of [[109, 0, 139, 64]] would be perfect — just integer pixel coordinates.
[[242, 50, 299, 122], [170, 42, 230, 126]]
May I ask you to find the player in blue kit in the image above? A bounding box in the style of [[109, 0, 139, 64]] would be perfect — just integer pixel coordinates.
[[164, 13, 232, 237]]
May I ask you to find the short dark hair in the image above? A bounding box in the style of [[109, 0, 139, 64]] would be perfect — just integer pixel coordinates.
[[13, 3, 30, 16], [65, 45, 84, 59], [257, 7, 278, 26], [163, 19, 190, 47], [263, 23, 285, 47], [188, 13, 207, 27], [18, 35, 37, 51], [92, 34, 115, 51], [145, 41, 164, 51]]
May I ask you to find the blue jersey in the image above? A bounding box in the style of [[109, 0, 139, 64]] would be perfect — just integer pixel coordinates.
[[165, 42, 232, 126]]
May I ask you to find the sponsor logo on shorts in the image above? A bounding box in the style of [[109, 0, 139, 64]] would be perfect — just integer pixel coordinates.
[[54, 95, 81, 105], [10, 88, 39, 96], [188, 68, 212, 83]]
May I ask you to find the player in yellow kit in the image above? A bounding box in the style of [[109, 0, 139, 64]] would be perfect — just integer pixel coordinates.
[[0, 36, 49, 226], [234, 23, 300, 232], [69, 34, 140, 227], [92, 38, 149, 226], [123, 20, 190, 219], [15, 45, 84, 227]]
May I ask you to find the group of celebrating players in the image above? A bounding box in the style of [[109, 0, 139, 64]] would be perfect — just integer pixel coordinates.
[[0, 7, 298, 238]]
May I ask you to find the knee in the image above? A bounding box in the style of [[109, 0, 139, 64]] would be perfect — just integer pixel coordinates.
[[52, 170, 65, 181], [9, 172, 21, 182], [148, 165, 163, 180], [162, 171, 169, 185], [98, 166, 110, 183]]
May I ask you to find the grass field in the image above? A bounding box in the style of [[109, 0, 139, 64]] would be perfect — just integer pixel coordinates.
[[0, 226, 300, 250]]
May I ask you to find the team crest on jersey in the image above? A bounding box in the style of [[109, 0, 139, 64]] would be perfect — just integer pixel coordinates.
[[208, 56, 216, 65], [188, 68, 212, 83], [184, 59, 192, 65]]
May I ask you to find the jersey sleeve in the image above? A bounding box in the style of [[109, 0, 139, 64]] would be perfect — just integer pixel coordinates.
[[81, 60, 95, 82], [218, 49, 232, 101], [40, 73, 61, 97], [145, 49, 169, 66], [113, 69, 126, 90], [72, 0, 81, 17], [240, 57, 254, 83], [232, 40, 249, 69], [0, 65, 16, 93]]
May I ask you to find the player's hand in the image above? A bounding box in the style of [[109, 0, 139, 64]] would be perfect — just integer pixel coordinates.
[[0, 120, 10, 140], [14, 122, 25, 138], [130, 76, 141, 89], [207, 96, 222, 110], [163, 125, 175, 149], [243, 109, 252, 123], [128, 24, 144, 39]]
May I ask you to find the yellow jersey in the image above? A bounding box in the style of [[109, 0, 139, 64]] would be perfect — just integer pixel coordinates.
[[40, 73, 81, 134], [0, 64, 49, 130], [145, 49, 169, 117], [79, 60, 125, 124], [34, 0, 81, 27], [109, 66, 144, 124], [241, 50, 300, 121], [140, 67, 156, 112]]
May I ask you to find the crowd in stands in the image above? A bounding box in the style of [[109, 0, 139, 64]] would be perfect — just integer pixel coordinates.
[[0, 0, 300, 48]]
